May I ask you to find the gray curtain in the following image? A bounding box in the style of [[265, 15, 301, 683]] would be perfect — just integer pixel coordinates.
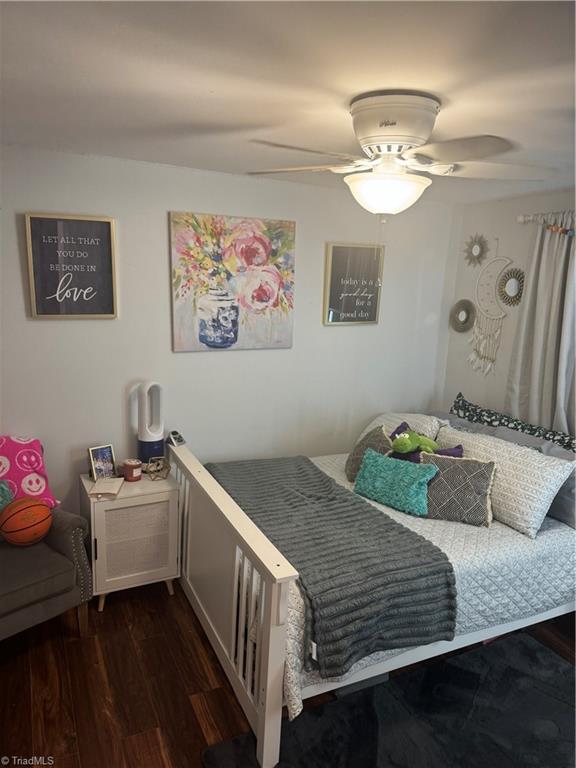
[[506, 210, 575, 435]]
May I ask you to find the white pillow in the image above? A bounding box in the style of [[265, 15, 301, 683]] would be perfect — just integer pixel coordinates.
[[436, 425, 575, 538], [358, 413, 443, 443]]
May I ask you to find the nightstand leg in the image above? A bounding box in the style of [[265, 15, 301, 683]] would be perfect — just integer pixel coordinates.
[[165, 579, 175, 596], [97, 594, 106, 612]]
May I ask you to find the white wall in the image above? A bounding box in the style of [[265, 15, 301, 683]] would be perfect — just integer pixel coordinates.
[[1, 146, 454, 507], [443, 187, 574, 411]]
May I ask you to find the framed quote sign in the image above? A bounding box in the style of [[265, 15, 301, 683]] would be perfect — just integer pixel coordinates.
[[25, 213, 117, 318], [323, 242, 384, 325]]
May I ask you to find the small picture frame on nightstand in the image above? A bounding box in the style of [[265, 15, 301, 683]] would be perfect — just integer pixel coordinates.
[[89, 444, 116, 480]]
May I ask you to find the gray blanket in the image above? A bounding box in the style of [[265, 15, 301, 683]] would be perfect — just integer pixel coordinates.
[[206, 456, 456, 678]]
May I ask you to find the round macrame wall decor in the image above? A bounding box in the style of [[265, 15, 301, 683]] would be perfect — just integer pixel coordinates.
[[449, 299, 476, 332], [464, 234, 490, 267], [497, 267, 525, 306]]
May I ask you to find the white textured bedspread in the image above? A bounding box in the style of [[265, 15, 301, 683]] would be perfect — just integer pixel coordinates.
[[283, 454, 575, 719]]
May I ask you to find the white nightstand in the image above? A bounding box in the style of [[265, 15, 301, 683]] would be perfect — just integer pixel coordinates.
[[80, 473, 180, 611]]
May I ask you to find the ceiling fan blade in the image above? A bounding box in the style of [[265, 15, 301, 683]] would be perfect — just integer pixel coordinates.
[[446, 161, 556, 180], [403, 136, 515, 164], [251, 139, 363, 163], [248, 163, 352, 175]]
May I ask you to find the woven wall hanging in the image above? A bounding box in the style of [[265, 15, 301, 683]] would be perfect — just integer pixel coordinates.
[[468, 245, 510, 375], [449, 299, 476, 332]]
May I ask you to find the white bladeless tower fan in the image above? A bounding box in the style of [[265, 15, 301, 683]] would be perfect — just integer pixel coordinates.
[[137, 381, 165, 465]]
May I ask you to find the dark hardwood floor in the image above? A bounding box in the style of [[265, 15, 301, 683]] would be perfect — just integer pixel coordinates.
[[0, 583, 249, 768], [0, 582, 573, 768]]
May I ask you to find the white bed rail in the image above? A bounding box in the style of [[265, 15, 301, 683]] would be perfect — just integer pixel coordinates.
[[169, 445, 298, 768]]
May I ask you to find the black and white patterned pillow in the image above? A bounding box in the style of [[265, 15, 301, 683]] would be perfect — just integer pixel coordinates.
[[422, 453, 496, 527], [450, 392, 575, 453]]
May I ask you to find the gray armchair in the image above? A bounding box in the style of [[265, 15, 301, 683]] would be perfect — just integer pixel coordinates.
[[0, 508, 93, 640]]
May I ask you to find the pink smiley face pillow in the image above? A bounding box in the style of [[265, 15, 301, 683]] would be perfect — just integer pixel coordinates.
[[0, 436, 57, 508]]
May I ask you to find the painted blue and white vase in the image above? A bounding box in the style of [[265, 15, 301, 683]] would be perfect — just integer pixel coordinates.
[[197, 287, 239, 349]]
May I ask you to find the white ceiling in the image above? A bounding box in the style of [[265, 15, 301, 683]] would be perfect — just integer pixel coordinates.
[[1, 1, 574, 204]]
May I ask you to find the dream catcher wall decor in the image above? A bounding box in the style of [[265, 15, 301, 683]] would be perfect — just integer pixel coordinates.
[[468, 238, 511, 375]]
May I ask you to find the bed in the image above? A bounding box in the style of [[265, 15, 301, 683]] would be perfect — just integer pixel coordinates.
[[168, 444, 575, 768]]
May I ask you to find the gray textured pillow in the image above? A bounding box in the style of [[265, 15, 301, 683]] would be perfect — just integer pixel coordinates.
[[421, 454, 495, 527], [436, 425, 575, 538], [493, 426, 575, 529], [345, 426, 392, 482]]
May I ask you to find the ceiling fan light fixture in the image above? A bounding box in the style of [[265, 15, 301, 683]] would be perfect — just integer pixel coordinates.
[[343, 169, 432, 214]]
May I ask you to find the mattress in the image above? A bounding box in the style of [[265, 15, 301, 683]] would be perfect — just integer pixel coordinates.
[[283, 454, 575, 719]]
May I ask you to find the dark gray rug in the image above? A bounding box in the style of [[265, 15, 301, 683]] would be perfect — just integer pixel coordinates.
[[202, 633, 575, 768]]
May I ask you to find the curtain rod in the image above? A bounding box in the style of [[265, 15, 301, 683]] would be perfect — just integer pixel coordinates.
[[517, 210, 574, 224]]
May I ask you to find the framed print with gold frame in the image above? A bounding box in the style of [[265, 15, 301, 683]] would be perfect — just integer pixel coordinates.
[[25, 213, 117, 318], [323, 242, 384, 325]]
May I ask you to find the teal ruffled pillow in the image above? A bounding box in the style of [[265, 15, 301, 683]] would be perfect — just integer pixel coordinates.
[[355, 449, 438, 516], [0, 481, 13, 512]]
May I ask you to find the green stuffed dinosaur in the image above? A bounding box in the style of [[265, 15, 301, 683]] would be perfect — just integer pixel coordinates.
[[392, 430, 438, 454]]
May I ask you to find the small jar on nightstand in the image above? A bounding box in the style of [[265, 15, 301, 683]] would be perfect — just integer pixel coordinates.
[[79, 473, 180, 611]]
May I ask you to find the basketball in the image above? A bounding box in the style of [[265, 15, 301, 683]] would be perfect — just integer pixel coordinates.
[[0, 497, 52, 546]]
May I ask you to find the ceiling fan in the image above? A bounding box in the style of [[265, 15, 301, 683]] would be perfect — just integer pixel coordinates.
[[249, 92, 554, 214]]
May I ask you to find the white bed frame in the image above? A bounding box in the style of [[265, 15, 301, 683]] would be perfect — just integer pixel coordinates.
[[169, 445, 574, 768]]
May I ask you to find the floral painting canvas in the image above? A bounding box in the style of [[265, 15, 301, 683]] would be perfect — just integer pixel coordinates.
[[171, 212, 295, 352]]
